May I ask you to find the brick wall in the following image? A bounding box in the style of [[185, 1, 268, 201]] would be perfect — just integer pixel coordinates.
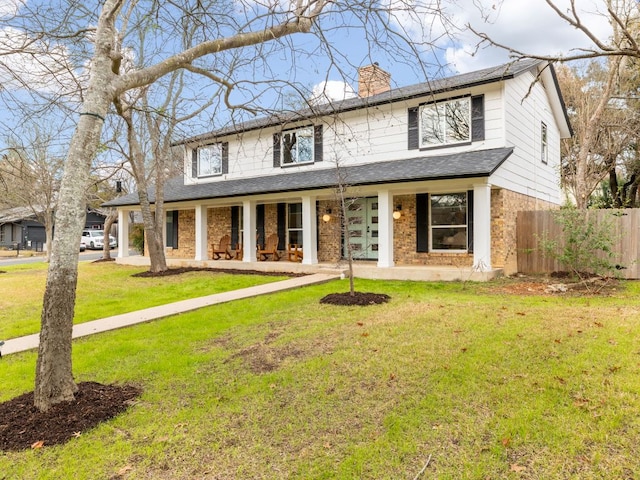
[[318, 200, 342, 262], [392, 194, 473, 267], [166, 210, 195, 258]]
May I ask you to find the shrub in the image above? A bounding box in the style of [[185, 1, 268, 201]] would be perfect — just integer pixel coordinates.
[[130, 223, 145, 254], [538, 205, 619, 281]]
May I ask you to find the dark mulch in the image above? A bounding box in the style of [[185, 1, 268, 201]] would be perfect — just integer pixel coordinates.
[[91, 257, 117, 263], [131, 266, 305, 278], [320, 291, 390, 306], [0, 381, 141, 452]]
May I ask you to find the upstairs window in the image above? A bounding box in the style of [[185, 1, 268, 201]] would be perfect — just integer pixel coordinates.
[[191, 142, 228, 178], [273, 125, 323, 167], [409, 95, 483, 150], [283, 126, 313, 164], [421, 97, 470, 147]]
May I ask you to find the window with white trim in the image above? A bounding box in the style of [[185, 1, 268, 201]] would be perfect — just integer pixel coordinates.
[[287, 203, 303, 245], [282, 127, 314, 164], [420, 97, 470, 147], [541, 122, 548, 164], [197, 144, 223, 176], [430, 193, 467, 251]]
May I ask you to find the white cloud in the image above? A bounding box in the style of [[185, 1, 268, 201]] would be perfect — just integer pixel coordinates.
[[0, 26, 80, 96], [391, 0, 614, 73], [309, 80, 357, 105], [0, 0, 24, 17]]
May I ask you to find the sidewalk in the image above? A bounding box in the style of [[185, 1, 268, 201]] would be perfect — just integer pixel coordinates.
[[1, 273, 339, 357]]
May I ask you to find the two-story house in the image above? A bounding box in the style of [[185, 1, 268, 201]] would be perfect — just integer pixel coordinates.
[[106, 58, 571, 280]]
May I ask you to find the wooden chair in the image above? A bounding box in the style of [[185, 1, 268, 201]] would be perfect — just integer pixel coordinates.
[[211, 234, 232, 260], [258, 233, 280, 261], [287, 243, 303, 262], [233, 242, 243, 260]]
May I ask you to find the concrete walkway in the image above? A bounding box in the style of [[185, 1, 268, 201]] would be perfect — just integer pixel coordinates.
[[1, 273, 338, 357]]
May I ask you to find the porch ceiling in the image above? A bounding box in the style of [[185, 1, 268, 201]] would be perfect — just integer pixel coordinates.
[[105, 147, 513, 207]]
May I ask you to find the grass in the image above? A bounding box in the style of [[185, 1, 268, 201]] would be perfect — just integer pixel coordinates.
[[1, 264, 640, 479], [0, 261, 288, 339]]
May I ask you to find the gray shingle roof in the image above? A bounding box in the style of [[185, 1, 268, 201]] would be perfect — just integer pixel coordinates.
[[105, 147, 513, 207], [177, 59, 543, 145]]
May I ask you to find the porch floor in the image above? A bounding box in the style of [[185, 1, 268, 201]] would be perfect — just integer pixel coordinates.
[[115, 255, 503, 282]]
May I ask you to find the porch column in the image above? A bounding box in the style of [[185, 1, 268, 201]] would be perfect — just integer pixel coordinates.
[[242, 199, 257, 262], [301, 195, 318, 265], [473, 183, 492, 271], [377, 189, 394, 268], [194, 205, 208, 261], [117, 209, 129, 258]]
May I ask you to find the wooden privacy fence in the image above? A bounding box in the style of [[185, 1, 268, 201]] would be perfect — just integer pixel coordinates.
[[517, 209, 640, 279]]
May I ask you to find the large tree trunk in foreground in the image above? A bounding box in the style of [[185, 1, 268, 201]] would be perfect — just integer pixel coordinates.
[[34, 1, 119, 412]]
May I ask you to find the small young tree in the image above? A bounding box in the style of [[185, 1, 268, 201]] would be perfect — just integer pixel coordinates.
[[538, 205, 620, 283]]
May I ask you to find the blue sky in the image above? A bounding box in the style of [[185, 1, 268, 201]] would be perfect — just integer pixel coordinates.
[[0, 0, 614, 151]]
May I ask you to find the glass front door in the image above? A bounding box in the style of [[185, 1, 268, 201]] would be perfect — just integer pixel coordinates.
[[344, 197, 379, 260]]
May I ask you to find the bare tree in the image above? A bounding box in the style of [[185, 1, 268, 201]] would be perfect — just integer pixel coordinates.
[[556, 57, 625, 208], [471, 0, 639, 208], [471, 0, 640, 62], [0, 0, 453, 411], [0, 126, 64, 261]]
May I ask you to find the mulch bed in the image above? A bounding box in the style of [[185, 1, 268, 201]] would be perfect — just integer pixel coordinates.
[[131, 266, 306, 278], [0, 382, 141, 452], [320, 291, 390, 306]]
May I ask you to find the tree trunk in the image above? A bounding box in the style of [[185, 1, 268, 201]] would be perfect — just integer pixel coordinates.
[[34, 0, 120, 412], [137, 181, 167, 273], [102, 210, 117, 259]]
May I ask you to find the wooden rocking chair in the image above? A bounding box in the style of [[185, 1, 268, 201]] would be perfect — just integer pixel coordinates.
[[287, 243, 303, 262], [258, 233, 280, 261], [211, 234, 232, 260]]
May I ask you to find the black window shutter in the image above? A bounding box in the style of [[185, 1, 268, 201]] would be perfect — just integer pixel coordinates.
[[257, 204, 265, 248], [273, 133, 281, 168], [277, 203, 286, 250], [314, 125, 323, 162], [221, 142, 229, 174], [416, 193, 429, 252], [191, 149, 198, 178], [408, 107, 419, 150], [467, 190, 474, 253], [471, 95, 485, 142], [231, 206, 239, 248]]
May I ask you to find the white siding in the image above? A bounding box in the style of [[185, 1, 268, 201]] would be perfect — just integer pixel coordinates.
[[490, 69, 563, 204], [184, 84, 508, 185], [183, 68, 564, 207]]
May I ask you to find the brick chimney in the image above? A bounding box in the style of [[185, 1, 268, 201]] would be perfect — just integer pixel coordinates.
[[358, 63, 391, 98]]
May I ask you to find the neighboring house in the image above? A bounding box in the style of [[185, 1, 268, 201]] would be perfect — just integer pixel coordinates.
[[0, 207, 108, 249], [0, 207, 45, 249], [105, 59, 571, 277]]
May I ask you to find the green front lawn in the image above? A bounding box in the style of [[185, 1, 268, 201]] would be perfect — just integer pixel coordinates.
[[1, 265, 639, 479], [0, 262, 288, 339]]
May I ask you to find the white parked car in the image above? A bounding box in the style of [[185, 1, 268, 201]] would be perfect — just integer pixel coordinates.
[[81, 229, 117, 250]]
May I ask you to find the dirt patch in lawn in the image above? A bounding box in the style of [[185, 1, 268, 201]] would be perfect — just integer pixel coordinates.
[[0, 382, 141, 452], [487, 274, 622, 296], [320, 292, 391, 306], [131, 266, 305, 278]]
